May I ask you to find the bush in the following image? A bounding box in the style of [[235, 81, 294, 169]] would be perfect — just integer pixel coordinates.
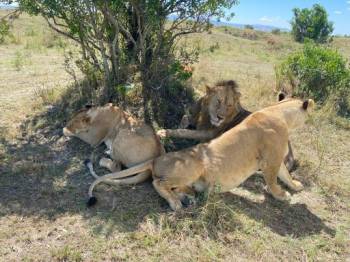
[[276, 42, 350, 116], [267, 37, 277, 47], [0, 19, 11, 44], [291, 4, 333, 43], [271, 28, 281, 35], [241, 29, 258, 40]]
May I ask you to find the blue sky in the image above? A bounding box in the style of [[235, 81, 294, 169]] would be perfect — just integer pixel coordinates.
[[228, 0, 350, 35], [1, 1, 349, 35]]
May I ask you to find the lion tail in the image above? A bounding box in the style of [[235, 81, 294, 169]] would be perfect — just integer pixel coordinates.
[[87, 159, 154, 207]]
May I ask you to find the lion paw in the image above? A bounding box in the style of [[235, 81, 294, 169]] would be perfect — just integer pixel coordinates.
[[99, 157, 111, 168], [277, 191, 291, 202], [291, 180, 304, 192], [169, 200, 183, 211], [157, 129, 168, 138], [270, 189, 291, 202]]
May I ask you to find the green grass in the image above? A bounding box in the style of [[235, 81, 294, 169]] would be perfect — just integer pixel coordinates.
[[0, 10, 349, 261]]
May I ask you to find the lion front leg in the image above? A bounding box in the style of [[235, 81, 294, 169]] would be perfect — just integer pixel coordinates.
[[157, 129, 216, 141]]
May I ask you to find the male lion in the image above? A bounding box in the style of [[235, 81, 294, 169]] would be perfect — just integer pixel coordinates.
[[157, 80, 295, 171], [87, 98, 314, 210], [63, 103, 164, 185]]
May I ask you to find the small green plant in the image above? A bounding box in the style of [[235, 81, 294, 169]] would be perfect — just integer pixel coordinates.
[[43, 31, 67, 48], [51, 245, 82, 262], [0, 19, 11, 44], [208, 42, 220, 53], [34, 87, 60, 105], [12, 51, 27, 71]]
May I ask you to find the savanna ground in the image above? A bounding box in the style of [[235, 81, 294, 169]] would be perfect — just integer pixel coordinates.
[[0, 10, 349, 261]]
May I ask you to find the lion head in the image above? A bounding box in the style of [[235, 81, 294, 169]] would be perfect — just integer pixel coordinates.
[[273, 93, 315, 129], [205, 80, 242, 127], [63, 103, 117, 146]]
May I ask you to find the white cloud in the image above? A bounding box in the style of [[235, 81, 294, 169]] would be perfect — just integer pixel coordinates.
[[334, 10, 342, 14], [258, 16, 289, 28], [259, 16, 283, 23], [260, 16, 274, 23]]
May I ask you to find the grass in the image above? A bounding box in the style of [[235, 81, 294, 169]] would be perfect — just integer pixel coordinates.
[[0, 10, 349, 261]]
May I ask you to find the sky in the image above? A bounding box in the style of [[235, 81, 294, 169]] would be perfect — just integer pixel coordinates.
[[227, 0, 350, 35], [1, 1, 349, 35]]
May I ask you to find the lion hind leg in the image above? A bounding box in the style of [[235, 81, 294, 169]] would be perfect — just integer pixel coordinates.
[[278, 164, 303, 191], [110, 171, 151, 185], [284, 141, 296, 172], [153, 179, 183, 211]]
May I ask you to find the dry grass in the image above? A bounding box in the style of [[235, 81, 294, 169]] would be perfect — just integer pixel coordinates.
[[0, 10, 349, 261]]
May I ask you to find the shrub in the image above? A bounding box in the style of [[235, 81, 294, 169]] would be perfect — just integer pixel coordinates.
[[291, 4, 333, 43], [276, 42, 350, 116], [208, 42, 220, 53], [244, 24, 254, 30], [241, 29, 258, 40], [0, 19, 11, 44], [12, 51, 26, 71], [271, 28, 281, 35], [267, 37, 277, 46]]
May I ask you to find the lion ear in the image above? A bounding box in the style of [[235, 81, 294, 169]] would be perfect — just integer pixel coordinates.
[[205, 85, 213, 94], [302, 99, 315, 110], [278, 92, 286, 101]]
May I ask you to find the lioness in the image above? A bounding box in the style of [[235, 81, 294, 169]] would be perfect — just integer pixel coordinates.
[[157, 80, 295, 171], [63, 103, 164, 185], [87, 98, 314, 210]]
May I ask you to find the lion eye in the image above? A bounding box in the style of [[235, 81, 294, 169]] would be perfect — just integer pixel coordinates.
[[82, 116, 90, 124]]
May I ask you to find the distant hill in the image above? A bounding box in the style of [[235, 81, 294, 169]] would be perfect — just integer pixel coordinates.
[[167, 14, 289, 33], [211, 20, 290, 32]]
